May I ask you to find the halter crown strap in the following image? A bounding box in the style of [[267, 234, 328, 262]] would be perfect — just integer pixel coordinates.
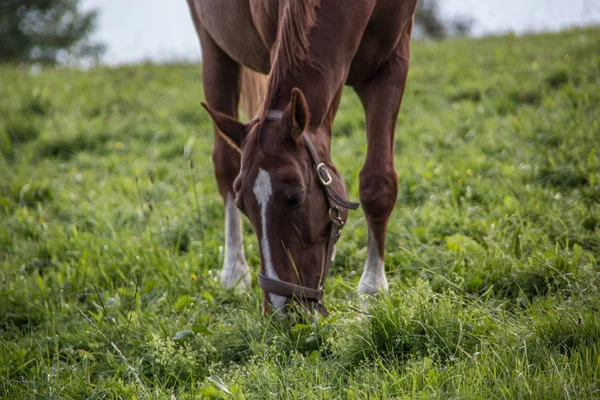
[[265, 109, 284, 121]]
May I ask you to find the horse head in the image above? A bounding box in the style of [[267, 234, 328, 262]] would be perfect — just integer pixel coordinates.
[[203, 88, 357, 315]]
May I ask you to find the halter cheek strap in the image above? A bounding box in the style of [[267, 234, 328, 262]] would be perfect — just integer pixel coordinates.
[[256, 109, 359, 315]]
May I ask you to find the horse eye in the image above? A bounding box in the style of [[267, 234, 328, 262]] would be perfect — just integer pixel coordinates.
[[286, 191, 304, 208]]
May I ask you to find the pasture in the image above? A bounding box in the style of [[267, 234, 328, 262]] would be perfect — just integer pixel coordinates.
[[1, 27, 599, 398]]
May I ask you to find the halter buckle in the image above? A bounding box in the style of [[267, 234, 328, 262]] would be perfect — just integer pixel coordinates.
[[316, 163, 333, 186]]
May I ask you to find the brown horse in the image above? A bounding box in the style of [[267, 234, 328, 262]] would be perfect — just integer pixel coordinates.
[[187, 0, 418, 314]]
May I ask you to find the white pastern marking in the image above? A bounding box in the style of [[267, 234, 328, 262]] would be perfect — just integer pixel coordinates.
[[253, 168, 287, 310], [358, 230, 388, 296], [221, 192, 251, 291]]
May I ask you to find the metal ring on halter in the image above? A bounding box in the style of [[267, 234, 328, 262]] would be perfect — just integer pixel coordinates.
[[328, 206, 343, 224], [316, 163, 332, 186]]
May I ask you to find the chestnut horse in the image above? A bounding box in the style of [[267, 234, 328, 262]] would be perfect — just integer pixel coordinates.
[[187, 0, 418, 314]]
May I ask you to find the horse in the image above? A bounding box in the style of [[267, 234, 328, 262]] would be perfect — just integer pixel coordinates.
[[186, 0, 418, 314]]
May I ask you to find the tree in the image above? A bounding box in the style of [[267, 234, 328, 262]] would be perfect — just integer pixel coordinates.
[[414, 0, 473, 39], [0, 0, 104, 64]]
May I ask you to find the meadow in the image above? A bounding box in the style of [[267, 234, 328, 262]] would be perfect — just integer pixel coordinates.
[[0, 27, 599, 398]]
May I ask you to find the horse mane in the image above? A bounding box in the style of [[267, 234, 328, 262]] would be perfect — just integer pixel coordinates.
[[261, 0, 321, 116]]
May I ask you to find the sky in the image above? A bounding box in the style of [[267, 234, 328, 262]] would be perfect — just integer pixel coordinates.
[[82, 0, 600, 66]]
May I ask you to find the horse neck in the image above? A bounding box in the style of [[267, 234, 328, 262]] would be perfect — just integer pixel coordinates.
[[261, 0, 371, 156], [267, 65, 340, 127]]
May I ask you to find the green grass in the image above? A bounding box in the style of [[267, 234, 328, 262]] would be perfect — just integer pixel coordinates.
[[1, 27, 599, 398]]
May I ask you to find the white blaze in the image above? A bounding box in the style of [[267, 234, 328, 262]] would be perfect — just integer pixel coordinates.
[[253, 168, 287, 310]]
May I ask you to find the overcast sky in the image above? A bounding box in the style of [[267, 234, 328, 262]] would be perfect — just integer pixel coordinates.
[[82, 0, 600, 66]]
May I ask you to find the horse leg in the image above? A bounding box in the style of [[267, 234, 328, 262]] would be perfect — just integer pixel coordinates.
[[192, 20, 251, 292], [354, 44, 410, 298]]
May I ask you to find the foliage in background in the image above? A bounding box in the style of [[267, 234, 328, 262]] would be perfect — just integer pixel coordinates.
[[0, 28, 599, 398], [0, 0, 104, 64], [0, 0, 469, 66], [415, 0, 473, 39]]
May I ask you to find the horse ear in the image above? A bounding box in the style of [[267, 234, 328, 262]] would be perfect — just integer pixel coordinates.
[[289, 88, 309, 142], [201, 102, 247, 152]]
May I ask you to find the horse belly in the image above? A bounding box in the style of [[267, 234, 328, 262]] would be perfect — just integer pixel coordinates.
[[192, 0, 271, 73]]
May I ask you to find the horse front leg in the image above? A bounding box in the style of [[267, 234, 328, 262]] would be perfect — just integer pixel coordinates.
[[190, 13, 251, 292], [354, 44, 410, 298]]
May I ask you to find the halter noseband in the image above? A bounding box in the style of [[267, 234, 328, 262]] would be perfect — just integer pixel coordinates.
[[255, 109, 360, 315]]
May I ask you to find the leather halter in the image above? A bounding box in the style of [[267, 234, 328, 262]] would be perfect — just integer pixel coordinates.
[[255, 109, 360, 315]]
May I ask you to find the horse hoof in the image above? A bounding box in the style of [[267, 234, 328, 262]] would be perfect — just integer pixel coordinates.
[[358, 273, 388, 296], [358, 290, 381, 311], [358, 280, 388, 311], [220, 262, 252, 293]]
